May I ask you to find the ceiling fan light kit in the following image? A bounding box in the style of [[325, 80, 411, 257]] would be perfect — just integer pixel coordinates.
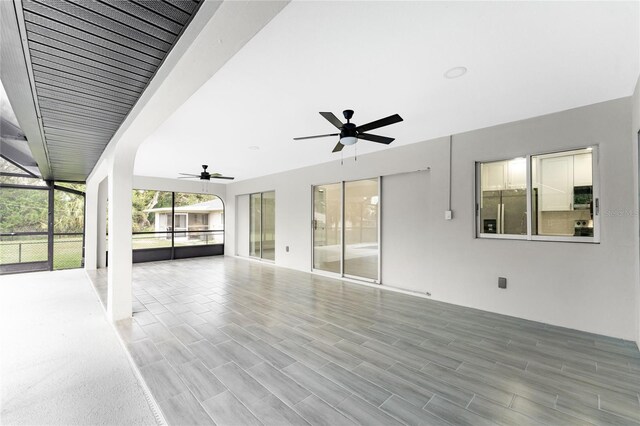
[[340, 136, 357, 146], [294, 109, 403, 153]]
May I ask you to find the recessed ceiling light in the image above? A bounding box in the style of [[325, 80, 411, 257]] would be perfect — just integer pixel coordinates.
[[248, 146, 260, 150], [444, 66, 467, 79]]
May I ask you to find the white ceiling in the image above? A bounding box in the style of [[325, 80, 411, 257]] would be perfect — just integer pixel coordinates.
[[135, 1, 640, 182]]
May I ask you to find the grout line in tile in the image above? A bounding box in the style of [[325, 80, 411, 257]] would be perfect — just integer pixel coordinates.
[[465, 394, 476, 409]]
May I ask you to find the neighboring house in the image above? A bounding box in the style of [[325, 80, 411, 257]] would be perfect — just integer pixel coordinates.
[[145, 199, 224, 241]]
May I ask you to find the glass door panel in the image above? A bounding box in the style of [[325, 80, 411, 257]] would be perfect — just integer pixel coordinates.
[[344, 178, 379, 281], [261, 191, 275, 261], [313, 183, 341, 273], [249, 193, 261, 257]]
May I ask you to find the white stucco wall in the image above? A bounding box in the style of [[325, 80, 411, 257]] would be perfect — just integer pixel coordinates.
[[225, 97, 639, 342], [631, 75, 640, 346], [235, 194, 250, 257]]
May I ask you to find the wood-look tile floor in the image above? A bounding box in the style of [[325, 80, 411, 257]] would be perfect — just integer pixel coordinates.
[[90, 257, 640, 426]]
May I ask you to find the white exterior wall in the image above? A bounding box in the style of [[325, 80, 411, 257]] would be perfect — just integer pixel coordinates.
[[234, 195, 250, 257], [154, 213, 169, 233], [226, 97, 639, 342], [631, 75, 640, 346], [209, 212, 223, 230], [380, 170, 431, 292]]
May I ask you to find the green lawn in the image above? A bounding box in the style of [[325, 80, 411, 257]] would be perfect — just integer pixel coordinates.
[[132, 236, 172, 249], [1, 235, 223, 270], [0, 237, 83, 270], [132, 235, 223, 249]]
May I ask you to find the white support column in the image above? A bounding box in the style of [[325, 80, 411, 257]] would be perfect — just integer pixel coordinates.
[[84, 176, 108, 270], [97, 179, 108, 268], [107, 150, 135, 322], [84, 179, 98, 270]]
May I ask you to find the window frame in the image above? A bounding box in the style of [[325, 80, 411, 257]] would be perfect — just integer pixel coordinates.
[[475, 146, 600, 243]]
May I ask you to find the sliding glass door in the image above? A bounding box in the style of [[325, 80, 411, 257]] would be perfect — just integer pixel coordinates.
[[313, 183, 342, 273], [312, 178, 379, 282], [249, 193, 261, 257], [344, 179, 379, 280], [261, 191, 275, 261], [250, 191, 275, 261]]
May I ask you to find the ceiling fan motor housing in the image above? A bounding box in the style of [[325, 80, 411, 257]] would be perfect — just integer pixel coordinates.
[[199, 165, 210, 179], [340, 122, 358, 145]]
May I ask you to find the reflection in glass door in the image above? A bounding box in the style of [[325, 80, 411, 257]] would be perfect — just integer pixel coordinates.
[[261, 191, 275, 261], [249, 191, 275, 261], [344, 179, 379, 281], [249, 193, 261, 257], [312, 178, 379, 282], [313, 183, 342, 273]]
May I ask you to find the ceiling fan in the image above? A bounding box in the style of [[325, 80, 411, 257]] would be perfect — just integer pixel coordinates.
[[294, 109, 403, 152], [178, 165, 234, 180]]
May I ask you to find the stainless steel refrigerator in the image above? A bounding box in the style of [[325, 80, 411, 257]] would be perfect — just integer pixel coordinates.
[[481, 189, 528, 235]]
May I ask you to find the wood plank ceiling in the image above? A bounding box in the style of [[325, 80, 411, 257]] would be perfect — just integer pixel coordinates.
[[20, 0, 202, 181]]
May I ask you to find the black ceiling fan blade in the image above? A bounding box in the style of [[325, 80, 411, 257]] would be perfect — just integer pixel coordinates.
[[179, 173, 200, 176], [332, 142, 345, 153], [357, 133, 395, 145], [177, 176, 198, 179], [355, 114, 403, 133], [294, 133, 339, 140], [319, 112, 344, 129], [211, 176, 235, 180]]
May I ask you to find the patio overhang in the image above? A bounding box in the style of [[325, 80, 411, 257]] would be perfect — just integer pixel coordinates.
[[0, 0, 204, 182]]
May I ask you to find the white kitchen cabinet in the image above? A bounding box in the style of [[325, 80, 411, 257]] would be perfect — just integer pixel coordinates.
[[481, 161, 507, 191], [540, 156, 573, 211], [573, 153, 593, 186], [506, 158, 526, 189]]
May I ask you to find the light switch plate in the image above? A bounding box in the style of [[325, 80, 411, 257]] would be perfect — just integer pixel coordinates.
[[445, 210, 453, 220]]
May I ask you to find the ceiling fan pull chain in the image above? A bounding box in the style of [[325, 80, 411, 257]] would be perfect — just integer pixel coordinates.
[[355, 143, 358, 162]]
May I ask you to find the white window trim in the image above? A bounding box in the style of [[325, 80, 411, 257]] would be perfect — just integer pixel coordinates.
[[476, 146, 600, 243]]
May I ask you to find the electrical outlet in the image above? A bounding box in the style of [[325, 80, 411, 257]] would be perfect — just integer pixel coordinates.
[[445, 210, 453, 220], [498, 277, 507, 289]]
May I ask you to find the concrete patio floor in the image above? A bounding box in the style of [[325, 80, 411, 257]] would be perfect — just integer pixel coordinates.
[[0, 269, 157, 425]]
